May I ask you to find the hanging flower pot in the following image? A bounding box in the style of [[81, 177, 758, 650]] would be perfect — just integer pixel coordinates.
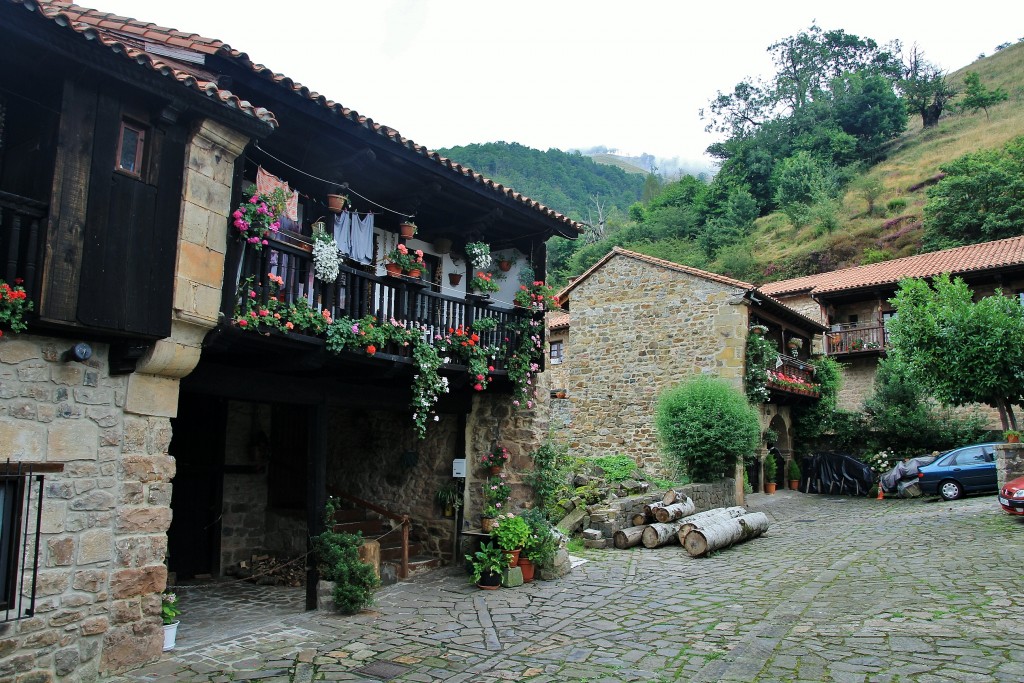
[[498, 259, 512, 272], [399, 222, 417, 239], [326, 194, 347, 213], [448, 272, 463, 286]]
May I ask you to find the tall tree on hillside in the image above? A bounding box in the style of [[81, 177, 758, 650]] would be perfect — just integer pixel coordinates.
[[959, 71, 1009, 119], [887, 274, 1024, 431], [899, 45, 957, 128]]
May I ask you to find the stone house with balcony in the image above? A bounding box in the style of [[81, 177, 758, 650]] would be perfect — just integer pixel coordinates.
[[553, 247, 826, 495], [0, 1, 578, 680], [759, 235, 1024, 424]]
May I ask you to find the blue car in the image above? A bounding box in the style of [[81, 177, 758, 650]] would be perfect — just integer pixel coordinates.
[[917, 442, 1000, 501]]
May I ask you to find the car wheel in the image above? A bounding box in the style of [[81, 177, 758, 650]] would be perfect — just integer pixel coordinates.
[[938, 479, 963, 501]]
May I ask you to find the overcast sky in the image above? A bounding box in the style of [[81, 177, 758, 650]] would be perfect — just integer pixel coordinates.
[[86, 1, 1021, 166]]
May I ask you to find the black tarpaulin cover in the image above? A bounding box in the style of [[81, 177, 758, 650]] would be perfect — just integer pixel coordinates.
[[799, 452, 875, 496]]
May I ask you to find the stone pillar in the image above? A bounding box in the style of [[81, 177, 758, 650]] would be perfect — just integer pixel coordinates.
[[995, 443, 1024, 487]]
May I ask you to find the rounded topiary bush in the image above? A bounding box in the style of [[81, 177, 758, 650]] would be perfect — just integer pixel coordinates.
[[655, 375, 760, 482]]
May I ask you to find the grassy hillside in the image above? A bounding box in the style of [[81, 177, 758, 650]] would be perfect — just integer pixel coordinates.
[[744, 41, 1024, 284]]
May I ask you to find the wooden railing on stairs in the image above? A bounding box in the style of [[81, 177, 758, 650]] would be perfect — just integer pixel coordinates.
[[327, 489, 411, 579]]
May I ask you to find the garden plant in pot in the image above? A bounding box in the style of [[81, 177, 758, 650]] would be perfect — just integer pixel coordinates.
[[481, 444, 510, 474], [518, 508, 557, 583], [467, 541, 506, 589], [312, 498, 380, 613], [788, 459, 801, 490], [161, 590, 181, 651], [1006, 430, 1021, 444], [480, 476, 511, 532], [490, 513, 531, 568], [435, 481, 462, 518], [763, 453, 778, 494]]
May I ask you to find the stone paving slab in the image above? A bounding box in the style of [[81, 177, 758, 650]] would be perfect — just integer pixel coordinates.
[[108, 492, 1024, 682]]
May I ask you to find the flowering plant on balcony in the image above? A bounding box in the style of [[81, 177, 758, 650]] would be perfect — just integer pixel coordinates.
[[503, 316, 545, 410], [0, 278, 33, 336], [437, 325, 496, 391], [470, 271, 500, 294], [744, 332, 778, 403], [312, 231, 341, 283], [385, 243, 424, 273], [766, 370, 820, 394], [513, 280, 556, 310], [231, 187, 288, 251], [465, 241, 492, 270], [233, 274, 333, 335]]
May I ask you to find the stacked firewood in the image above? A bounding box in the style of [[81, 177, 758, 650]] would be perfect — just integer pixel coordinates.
[[224, 554, 305, 586], [612, 490, 768, 557]]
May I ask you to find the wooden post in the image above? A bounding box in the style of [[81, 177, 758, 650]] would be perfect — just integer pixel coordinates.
[[401, 517, 410, 579], [305, 402, 327, 610]]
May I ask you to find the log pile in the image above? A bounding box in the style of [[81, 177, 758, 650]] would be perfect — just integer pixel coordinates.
[[610, 502, 769, 557], [225, 554, 306, 586]]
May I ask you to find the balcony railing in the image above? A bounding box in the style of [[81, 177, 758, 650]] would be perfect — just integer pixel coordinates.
[[0, 191, 47, 301], [766, 354, 820, 398], [824, 323, 887, 355], [227, 235, 532, 367]]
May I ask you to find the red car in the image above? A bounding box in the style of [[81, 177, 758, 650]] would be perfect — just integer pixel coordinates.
[[998, 476, 1024, 515]]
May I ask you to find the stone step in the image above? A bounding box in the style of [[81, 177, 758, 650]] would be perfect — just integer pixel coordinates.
[[330, 508, 368, 523], [379, 541, 424, 562], [333, 520, 391, 535]]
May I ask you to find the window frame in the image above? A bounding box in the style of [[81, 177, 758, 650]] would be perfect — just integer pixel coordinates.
[[114, 119, 147, 178], [549, 340, 564, 365]]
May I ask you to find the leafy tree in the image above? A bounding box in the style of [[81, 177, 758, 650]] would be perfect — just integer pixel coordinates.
[[772, 151, 841, 214], [886, 274, 1024, 430], [959, 71, 1009, 119], [922, 136, 1024, 250], [899, 45, 957, 128], [655, 376, 760, 481]]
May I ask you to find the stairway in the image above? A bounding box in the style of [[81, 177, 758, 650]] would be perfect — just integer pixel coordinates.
[[330, 506, 440, 585]]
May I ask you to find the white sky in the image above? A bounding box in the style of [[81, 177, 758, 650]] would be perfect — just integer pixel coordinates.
[[88, 1, 1021, 165]]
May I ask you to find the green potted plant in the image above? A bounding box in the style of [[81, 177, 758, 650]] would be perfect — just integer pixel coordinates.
[[788, 459, 801, 490], [519, 509, 557, 582], [161, 590, 181, 651], [763, 453, 778, 494], [513, 280, 557, 310], [466, 541, 506, 589], [490, 513, 531, 567], [1005, 429, 1021, 444], [312, 499, 380, 613], [435, 481, 462, 517], [0, 279, 33, 336], [470, 271, 500, 295]]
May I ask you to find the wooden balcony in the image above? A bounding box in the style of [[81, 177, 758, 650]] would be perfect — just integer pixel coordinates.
[[0, 190, 47, 301], [223, 235, 533, 372], [766, 354, 820, 399], [824, 323, 887, 356]]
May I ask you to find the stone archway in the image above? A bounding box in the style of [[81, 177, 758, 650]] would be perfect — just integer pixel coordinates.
[[767, 413, 791, 489]]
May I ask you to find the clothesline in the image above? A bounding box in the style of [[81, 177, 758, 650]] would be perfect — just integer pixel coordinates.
[[251, 142, 416, 219]]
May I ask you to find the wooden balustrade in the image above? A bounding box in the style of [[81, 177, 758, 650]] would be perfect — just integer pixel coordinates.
[[0, 190, 47, 300], [824, 324, 887, 355]]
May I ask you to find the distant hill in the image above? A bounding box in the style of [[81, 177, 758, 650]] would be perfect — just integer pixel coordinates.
[[437, 142, 645, 222], [588, 154, 649, 175]]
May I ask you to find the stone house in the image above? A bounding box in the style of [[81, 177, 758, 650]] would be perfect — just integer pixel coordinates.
[[759, 235, 1024, 425], [553, 247, 826, 494], [0, 1, 578, 680]]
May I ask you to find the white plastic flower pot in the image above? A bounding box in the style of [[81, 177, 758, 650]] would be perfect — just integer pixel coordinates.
[[162, 621, 179, 651]]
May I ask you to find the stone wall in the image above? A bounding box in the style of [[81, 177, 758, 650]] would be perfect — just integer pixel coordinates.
[[774, 293, 823, 323], [219, 402, 270, 571], [835, 355, 878, 412], [995, 444, 1024, 487], [578, 480, 738, 545], [567, 254, 748, 473]]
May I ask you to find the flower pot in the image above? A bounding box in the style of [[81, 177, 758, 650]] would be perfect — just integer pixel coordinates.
[[448, 273, 463, 286], [162, 622, 179, 651], [480, 516, 496, 533], [443, 504, 454, 518], [517, 557, 535, 583], [477, 571, 501, 589], [385, 263, 403, 277], [1007, 434, 1021, 444], [505, 548, 521, 568], [488, 465, 502, 475], [399, 222, 416, 239], [789, 480, 799, 491], [498, 259, 512, 272], [434, 237, 452, 254], [326, 194, 346, 213], [407, 268, 422, 279], [764, 482, 777, 495]]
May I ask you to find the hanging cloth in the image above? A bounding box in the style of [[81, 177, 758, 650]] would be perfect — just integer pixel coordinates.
[[350, 212, 375, 265], [333, 211, 354, 258], [256, 166, 300, 222]]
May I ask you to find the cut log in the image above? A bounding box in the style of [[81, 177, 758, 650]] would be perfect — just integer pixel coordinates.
[[641, 521, 686, 548], [653, 498, 696, 523], [613, 525, 648, 549], [662, 490, 678, 505], [682, 512, 769, 557], [643, 501, 668, 518], [676, 507, 747, 542], [631, 513, 648, 527]]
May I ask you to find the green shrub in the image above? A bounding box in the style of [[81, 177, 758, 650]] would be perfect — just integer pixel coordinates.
[[524, 442, 569, 513], [763, 452, 777, 479], [655, 376, 760, 482], [312, 499, 380, 614], [788, 459, 801, 480], [590, 455, 639, 483], [886, 197, 907, 213]]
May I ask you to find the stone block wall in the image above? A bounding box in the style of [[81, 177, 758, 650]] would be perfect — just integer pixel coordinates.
[[835, 355, 878, 412], [996, 444, 1024, 487], [567, 254, 748, 472], [0, 336, 174, 681]]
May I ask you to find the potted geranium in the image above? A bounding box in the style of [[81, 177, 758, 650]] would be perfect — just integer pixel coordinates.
[[481, 445, 510, 474], [231, 186, 288, 251], [383, 243, 424, 277], [0, 278, 33, 336], [513, 280, 556, 310], [466, 541, 506, 589], [470, 271, 500, 295], [481, 476, 511, 531], [161, 589, 181, 651], [490, 513, 531, 567]]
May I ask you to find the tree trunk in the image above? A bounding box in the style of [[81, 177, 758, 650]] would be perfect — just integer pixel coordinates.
[[922, 103, 941, 128], [653, 498, 695, 523], [613, 525, 648, 549], [641, 521, 686, 548], [644, 501, 668, 518], [683, 512, 769, 557], [631, 514, 648, 527], [676, 507, 747, 543]]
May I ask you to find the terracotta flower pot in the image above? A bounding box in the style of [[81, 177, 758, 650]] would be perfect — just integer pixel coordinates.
[[1007, 434, 1021, 444], [407, 268, 422, 279], [399, 222, 416, 239], [448, 273, 463, 286], [385, 263, 402, 277], [765, 482, 777, 495], [488, 465, 502, 475], [517, 557, 535, 583], [326, 194, 346, 213], [505, 548, 521, 567], [789, 480, 799, 490], [498, 259, 512, 272]]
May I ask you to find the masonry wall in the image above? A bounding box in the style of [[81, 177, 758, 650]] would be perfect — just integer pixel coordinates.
[[567, 256, 748, 472]]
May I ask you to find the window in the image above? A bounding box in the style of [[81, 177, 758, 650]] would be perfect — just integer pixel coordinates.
[[950, 447, 985, 466], [550, 340, 564, 365], [115, 120, 146, 177], [0, 462, 59, 622]]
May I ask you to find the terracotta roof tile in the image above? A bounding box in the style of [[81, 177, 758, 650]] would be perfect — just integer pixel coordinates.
[[761, 235, 1024, 297], [548, 312, 570, 331]]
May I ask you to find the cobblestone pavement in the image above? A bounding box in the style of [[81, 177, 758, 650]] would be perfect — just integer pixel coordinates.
[[110, 491, 1024, 683]]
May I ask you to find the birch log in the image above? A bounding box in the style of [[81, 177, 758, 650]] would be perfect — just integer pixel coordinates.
[[682, 512, 769, 557], [613, 525, 648, 549], [652, 498, 696, 523], [641, 521, 686, 548], [662, 490, 678, 505], [676, 507, 747, 543], [631, 514, 648, 527], [643, 501, 668, 518]]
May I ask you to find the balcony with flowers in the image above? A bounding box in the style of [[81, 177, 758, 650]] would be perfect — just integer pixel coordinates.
[[745, 324, 821, 403]]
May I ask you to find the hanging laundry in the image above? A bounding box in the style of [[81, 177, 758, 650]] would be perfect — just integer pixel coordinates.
[[333, 210, 354, 259], [350, 211, 375, 265], [256, 166, 299, 222]]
